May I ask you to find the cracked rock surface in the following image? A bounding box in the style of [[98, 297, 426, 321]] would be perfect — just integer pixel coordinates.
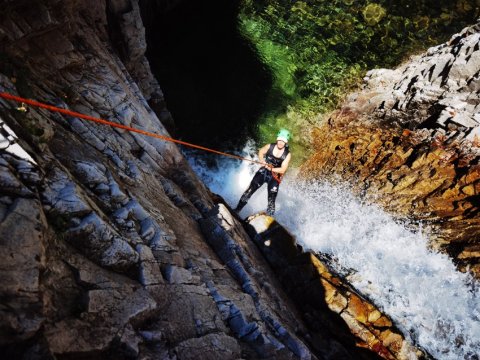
[[0, 1, 407, 359], [302, 21, 480, 277], [246, 214, 428, 360]]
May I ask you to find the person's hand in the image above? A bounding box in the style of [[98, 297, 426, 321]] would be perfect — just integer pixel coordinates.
[[264, 163, 273, 171]]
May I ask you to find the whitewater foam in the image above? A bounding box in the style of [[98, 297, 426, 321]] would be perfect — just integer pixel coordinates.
[[186, 144, 480, 360]]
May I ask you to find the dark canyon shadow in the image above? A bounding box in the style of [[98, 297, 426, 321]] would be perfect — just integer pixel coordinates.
[[139, 0, 272, 149]]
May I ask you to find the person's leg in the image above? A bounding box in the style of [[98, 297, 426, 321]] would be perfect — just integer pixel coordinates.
[[235, 169, 266, 212], [266, 178, 280, 216]]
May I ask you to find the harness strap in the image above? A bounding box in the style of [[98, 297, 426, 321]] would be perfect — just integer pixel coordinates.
[[265, 143, 288, 183], [271, 171, 283, 184]]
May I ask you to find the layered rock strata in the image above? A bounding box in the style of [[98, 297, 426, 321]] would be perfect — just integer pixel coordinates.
[[0, 0, 415, 359], [301, 22, 480, 277]]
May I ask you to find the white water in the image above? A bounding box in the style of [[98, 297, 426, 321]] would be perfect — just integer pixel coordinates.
[[187, 143, 480, 360], [0, 116, 36, 164]]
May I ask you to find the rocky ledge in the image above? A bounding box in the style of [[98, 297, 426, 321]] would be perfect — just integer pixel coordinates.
[[245, 214, 429, 360], [301, 21, 480, 277], [0, 0, 424, 358]]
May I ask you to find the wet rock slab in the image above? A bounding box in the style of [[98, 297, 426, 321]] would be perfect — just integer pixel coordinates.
[[246, 213, 428, 360]]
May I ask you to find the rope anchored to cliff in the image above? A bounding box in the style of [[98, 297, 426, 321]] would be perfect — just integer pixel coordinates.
[[0, 92, 283, 181]]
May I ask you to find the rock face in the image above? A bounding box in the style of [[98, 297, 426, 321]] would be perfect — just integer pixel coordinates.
[[245, 214, 428, 360], [301, 22, 480, 277], [0, 1, 416, 359]]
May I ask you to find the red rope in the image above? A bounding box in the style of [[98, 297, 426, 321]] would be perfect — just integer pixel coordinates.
[[271, 171, 283, 184], [0, 92, 284, 182]]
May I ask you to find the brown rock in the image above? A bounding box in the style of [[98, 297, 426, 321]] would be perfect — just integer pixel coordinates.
[[0, 197, 45, 344], [246, 214, 424, 360], [301, 22, 480, 277], [321, 279, 348, 313], [347, 295, 372, 325], [174, 333, 242, 360]]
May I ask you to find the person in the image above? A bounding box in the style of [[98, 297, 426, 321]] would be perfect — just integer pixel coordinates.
[[235, 129, 292, 216]]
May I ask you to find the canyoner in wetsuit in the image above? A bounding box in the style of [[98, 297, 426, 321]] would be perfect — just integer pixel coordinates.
[[235, 129, 292, 216]]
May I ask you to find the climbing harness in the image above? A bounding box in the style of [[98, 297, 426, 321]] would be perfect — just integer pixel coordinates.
[[264, 143, 289, 184], [0, 92, 286, 182], [271, 171, 283, 184]]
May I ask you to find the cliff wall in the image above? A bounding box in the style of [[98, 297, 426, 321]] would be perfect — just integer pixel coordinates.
[[0, 1, 417, 359], [302, 22, 480, 277]]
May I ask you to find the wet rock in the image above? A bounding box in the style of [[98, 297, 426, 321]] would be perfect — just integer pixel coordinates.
[[246, 213, 427, 360], [137, 244, 164, 286], [173, 333, 242, 360], [0, 197, 45, 345], [302, 21, 480, 277], [67, 212, 139, 271]]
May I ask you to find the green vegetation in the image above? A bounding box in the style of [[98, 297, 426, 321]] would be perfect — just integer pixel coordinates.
[[239, 0, 478, 161]]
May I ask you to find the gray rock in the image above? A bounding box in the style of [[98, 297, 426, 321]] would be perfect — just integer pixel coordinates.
[[158, 284, 228, 343], [45, 318, 116, 355], [119, 324, 142, 357], [87, 286, 156, 325], [201, 205, 313, 359], [0, 197, 45, 344], [0, 164, 33, 197], [362, 22, 480, 134], [67, 212, 139, 271], [139, 330, 163, 343], [136, 244, 164, 286], [43, 170, 91, 217], [163, 265, 200, 285], [74, 161, 108, 186], [174, 333, 242, 360]]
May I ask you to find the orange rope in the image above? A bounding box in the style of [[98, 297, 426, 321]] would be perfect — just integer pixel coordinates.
[[0, 92, 285, 182], [0, 92, 265, 162]]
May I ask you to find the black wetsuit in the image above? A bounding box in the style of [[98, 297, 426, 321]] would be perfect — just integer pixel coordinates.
[[235, 143, 289, 215]]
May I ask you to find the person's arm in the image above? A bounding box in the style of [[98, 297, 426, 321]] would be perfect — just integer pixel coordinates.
[[258, 144, 271, 167], [271, 153, 291, 174]]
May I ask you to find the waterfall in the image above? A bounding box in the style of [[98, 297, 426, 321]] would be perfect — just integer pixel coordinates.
[[187, 144, 480, 360]]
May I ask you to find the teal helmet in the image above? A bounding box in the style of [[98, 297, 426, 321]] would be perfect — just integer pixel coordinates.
[[276, 129, 291, 143]]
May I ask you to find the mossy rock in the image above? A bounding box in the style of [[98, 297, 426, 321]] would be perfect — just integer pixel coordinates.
[[362, 3, 387, 26]]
